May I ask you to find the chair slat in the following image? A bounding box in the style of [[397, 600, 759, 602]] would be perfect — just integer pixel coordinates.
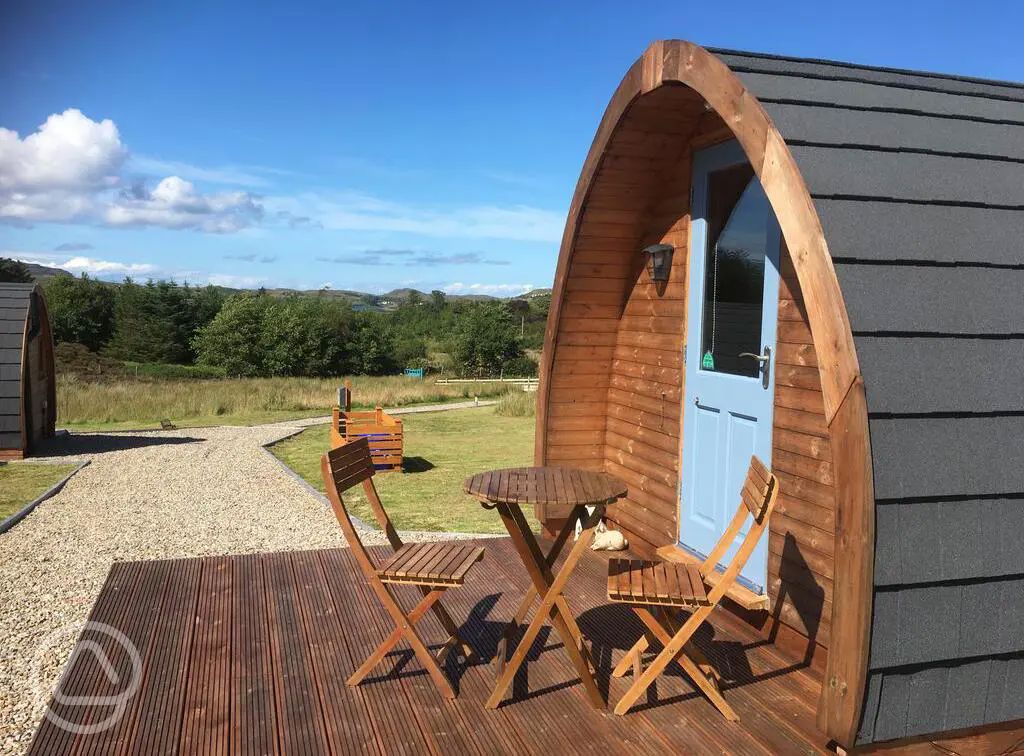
[[642, 562, 656, 599], [618, 559, 631, 598], [653, 562, 668, 599], [401, 542, 445, 577], [663, 559, 681, 600], [749, 455, 770, 487], [326, 438, 376, 494], [423, 544, 459, 579], [432, 544, 470, 580], [389, 546, 421, 577], [630, 560, 644, 598], [450, 547, 485, 582], [741, 477, 763, 517], [608, 560, 623, 599]]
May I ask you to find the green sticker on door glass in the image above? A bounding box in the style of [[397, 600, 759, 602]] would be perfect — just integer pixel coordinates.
[[701, 351, 715, 370]]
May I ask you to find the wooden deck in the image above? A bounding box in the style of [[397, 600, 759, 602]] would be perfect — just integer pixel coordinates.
[[30, 538, 829, 755]]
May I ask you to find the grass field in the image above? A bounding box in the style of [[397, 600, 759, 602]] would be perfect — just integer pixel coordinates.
[[0, 463, 78, 522], [271, 406, 539, 534], [57, 375, 514, 431]]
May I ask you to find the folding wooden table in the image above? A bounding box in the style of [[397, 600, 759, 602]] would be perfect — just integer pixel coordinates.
[[464, 466, 628, 709]]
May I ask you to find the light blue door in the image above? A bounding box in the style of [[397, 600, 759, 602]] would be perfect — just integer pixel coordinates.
[[679, 140, 781, 593]]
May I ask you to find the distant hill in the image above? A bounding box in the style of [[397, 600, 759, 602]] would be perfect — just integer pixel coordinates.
[[17, 261, 73, 281], [14, 260, 550, 309]]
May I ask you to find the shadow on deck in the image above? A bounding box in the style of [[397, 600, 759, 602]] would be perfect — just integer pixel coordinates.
[[29, 538, 829, 755]]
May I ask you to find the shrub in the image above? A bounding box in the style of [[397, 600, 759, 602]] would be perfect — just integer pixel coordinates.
[[502, 355, 538, 377]]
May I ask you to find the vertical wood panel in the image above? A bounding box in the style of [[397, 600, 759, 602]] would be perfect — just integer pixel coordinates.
[[598, 89, 702, 556], [768, 241, 837, 659]]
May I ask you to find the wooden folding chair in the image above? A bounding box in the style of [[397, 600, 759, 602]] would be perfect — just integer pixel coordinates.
[[607, 455, 779, 719], [321, 438, 484, 699]]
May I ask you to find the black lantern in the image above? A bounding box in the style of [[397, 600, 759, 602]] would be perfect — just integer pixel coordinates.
[[642, 243, 674, 282]]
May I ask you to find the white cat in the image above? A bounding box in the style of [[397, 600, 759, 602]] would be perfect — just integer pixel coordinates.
[[590, 520, 628, 551]]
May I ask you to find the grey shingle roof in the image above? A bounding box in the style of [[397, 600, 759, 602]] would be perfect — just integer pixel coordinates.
[[0, 283, 32, 449], [712, 49, 1024, 745]]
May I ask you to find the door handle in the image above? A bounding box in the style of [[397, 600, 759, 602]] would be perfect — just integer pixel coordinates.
[[738, 347, 772, 389]]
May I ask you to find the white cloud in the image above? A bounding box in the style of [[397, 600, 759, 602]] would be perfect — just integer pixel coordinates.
[[204, 273, 268, 288], [443, 282, 536, 296], [270, 191, 563, 243], [0, 109, 262, 232], [0, 108, 125, 192], [60, 256, 157, 275], [8, 251, 157, 276], [105, 176, 262, 232], [129, 155, 276, 187]]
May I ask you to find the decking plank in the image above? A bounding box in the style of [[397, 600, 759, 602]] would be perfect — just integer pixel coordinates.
[[288, 550, 380, 756], [30, 539, 829, 755], [180, 556, 233, 756], [127, 558, 203, 756], [319, 549, 437, 756], [28, 562, 140, 756], [230, 554, 278, 756]]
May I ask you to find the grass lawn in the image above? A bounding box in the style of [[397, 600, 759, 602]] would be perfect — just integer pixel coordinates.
[[271, 406, 539, 534], [0, 463, 79, 521]]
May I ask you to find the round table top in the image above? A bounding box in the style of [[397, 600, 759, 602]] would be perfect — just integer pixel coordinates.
[[463, 466, 627, 508]]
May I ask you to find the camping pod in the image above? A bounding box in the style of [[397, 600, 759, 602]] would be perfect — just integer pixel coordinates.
[[536, 41, 1024, 751], [0, 283, 56, 458]]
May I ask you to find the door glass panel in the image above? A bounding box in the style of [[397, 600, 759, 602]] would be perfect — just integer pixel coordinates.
[[700, 164, 768, 378]]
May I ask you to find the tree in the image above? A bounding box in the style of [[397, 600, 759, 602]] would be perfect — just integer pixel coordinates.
[[348, 313, 397, 375], [194, 293, 353, 377], [262, 296, 352, 376], [43, 275, 117, 351], [193, 294, 275, 376], [0, 258, 32, 283], [105, 280, 225, 364], [452, 301, 523, 376]]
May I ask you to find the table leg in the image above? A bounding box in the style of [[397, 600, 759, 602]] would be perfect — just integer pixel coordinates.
[[495, 506, 581, 674], [487, 502, 605, 709]]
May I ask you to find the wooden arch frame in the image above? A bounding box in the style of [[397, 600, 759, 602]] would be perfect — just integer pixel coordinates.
[[535, 40, 875, 747]]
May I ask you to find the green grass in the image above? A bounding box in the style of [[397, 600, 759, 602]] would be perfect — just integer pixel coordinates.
[[271, 406, 539, 534], [57, 375, 514, 431], [0, 463, 78, 521]]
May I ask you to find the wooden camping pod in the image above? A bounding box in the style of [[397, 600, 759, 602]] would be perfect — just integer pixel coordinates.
[[536, 40, 1024, 751], [0, 283, 56, 459]]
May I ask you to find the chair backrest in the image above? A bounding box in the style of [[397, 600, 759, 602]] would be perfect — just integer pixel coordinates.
[[321, 438, 404, 577], [698, 455, 779, 605]]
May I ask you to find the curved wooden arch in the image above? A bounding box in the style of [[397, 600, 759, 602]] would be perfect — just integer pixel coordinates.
[[32, 287, 58, 440], [536, 40, 874, 747]]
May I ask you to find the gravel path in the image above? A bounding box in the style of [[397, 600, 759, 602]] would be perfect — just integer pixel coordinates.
[[0, 418, 492, 754]]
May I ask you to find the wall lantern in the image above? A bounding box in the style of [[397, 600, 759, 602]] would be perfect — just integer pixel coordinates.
[[642, 243, 674, 282]]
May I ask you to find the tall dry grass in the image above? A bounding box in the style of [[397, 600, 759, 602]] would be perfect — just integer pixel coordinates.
[[57, 375, 513, 427], [493, 389, 538, 417]]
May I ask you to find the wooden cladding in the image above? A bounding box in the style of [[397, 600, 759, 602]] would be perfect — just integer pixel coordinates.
[[539, 41, 873, 749], [542, 82, 838, 665], [767, 242, 837, 658]]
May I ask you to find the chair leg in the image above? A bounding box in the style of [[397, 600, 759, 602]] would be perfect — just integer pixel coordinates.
[[349, 587, 457, 699], [615, 606, 737, 721], [659, 608, 720, 682], [613, 635, 648, 679], [420, 586, 477, 662]]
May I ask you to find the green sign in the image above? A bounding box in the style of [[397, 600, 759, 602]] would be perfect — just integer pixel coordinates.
[[701, 351, 715, 370]]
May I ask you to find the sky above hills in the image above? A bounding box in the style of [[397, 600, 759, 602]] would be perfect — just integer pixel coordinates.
[[2, 0, 1022, 294]]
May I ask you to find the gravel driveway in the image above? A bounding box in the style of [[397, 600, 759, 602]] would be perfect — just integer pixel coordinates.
[[0, 420, 459, 755]]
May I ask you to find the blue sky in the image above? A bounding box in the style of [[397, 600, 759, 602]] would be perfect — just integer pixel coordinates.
[[2, 0, 1022, 295]]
